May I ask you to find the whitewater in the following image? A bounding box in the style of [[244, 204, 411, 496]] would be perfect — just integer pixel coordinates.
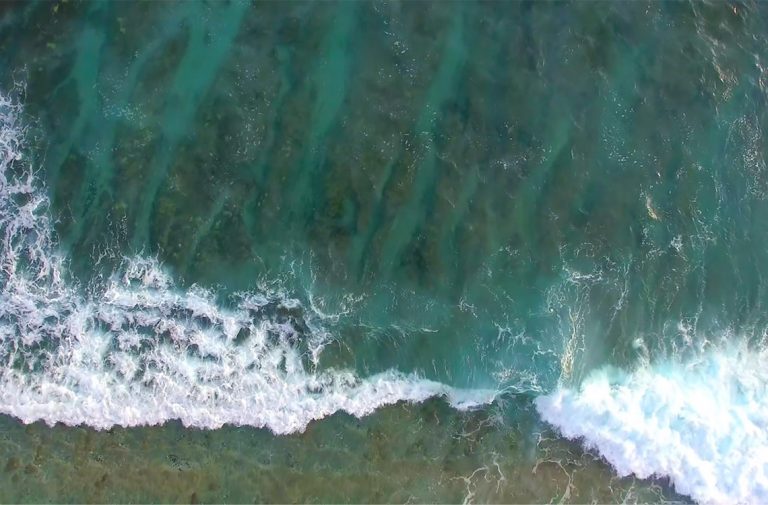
[[540, 346, 768, 504], [1, 91, 767, 504]]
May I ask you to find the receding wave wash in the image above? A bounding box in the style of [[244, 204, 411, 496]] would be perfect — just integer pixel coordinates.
[[1, 1, 768, 503]]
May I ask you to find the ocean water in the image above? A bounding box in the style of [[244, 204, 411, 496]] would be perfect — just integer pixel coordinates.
[[0, 0, 767, 502]]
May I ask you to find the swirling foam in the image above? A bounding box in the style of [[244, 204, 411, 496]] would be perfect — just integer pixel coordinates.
[[536, 348, 768, 504], [0, 93, 495, 435]]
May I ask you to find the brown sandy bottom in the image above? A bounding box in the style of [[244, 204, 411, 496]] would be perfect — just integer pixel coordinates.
[[0, 398, 688, 504]]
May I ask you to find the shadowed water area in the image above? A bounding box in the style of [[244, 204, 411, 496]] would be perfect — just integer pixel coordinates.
[[0, 0, 767, 502]]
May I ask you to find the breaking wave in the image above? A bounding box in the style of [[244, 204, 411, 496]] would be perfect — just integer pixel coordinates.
[[537, 346, 768, 504], [0, 92, 495, 435]]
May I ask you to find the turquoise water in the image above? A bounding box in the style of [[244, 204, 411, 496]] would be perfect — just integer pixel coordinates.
[[0, 1, 767, 502]]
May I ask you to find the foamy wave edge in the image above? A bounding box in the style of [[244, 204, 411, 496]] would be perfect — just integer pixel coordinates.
[[536, 347, 768, 504], [0, 92, 496, 435]]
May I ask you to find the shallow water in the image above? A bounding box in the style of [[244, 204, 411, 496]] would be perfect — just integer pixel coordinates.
[[0, 405, 681, 504], [0, 0, 766, 502]]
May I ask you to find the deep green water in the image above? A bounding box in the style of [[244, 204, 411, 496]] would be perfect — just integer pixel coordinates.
[[1, 0, 767, 502]]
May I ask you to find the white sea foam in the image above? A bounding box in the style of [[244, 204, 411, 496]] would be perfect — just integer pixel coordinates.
[[536, 347, 768, 504], [0, 92, 495, 435]]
